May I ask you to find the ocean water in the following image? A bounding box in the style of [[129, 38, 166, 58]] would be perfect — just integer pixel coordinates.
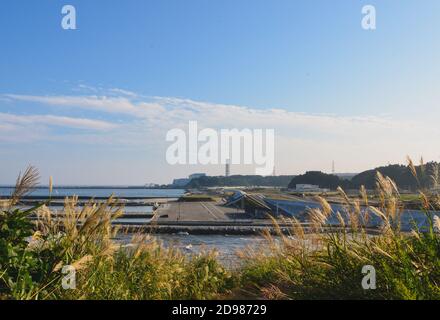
[[0, 187, 185, 198], [116, 233, 270, 267], [1, 186, 181, 224]]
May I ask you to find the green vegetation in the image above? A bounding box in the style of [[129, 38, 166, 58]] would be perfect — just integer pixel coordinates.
[[0, 167, 234, 300], [1, 166, 439, 300], [186, 175, 295, 188], [240, 174, 440, 299], [186, 161, 440, 192], [350, 160, 440, 190], [288, 159, 440, 192], [288, 171, 345, 190]]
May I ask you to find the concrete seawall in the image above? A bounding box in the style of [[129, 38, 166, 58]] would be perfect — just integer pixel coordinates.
[[112, 221, 382, 236]]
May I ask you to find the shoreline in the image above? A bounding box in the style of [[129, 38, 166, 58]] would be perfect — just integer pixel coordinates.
[[110, 222, 382, 236]]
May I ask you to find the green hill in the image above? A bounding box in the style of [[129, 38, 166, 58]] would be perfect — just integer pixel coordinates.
[[288, 162, 440, 191], [183, 162, 440, 191], [287, 171, 348, 190], [349, 162, 438, 190], [185, 175, 295, 188]]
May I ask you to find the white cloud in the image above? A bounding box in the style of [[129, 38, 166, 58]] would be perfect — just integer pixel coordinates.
[[0, 112, 118, 131], [3, 94, 165, 119], [2, 93, 416, 132], [108, 88, 138, 97], [2, 90, 440, 177]]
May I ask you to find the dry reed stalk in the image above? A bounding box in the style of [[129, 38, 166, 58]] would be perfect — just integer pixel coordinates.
[[9, 165, 39, 206]]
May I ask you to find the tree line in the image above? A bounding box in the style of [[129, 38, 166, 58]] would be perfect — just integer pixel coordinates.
[[186, 162, 440, 191]]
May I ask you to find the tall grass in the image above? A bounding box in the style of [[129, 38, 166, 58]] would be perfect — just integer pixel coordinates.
[[238, 170, 440, 300], [58, 236, 232, 300], [0, 168, 234, 300], [1, 164, 439, 300]]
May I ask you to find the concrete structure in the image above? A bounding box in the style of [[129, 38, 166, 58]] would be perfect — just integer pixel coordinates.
[[172, 173, 207, 187], [295, 184, 329, 192], [155, 201, 246, 221], [224, 191, 273, 218], [295, 184, 319, 191]]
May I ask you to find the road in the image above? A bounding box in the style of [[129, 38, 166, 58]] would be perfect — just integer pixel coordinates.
[[154, 201, 246, 222]]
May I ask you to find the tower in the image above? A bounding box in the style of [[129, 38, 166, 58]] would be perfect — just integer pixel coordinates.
[[225, 160, 230, 177], [332, 160, 335, 174]]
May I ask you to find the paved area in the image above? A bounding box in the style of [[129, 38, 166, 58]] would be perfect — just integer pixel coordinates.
[[155, 201, 247, 222]]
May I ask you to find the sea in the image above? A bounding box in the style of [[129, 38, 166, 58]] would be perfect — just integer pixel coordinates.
[[0, 186, 268, 264], [0, 186, 185, 198]]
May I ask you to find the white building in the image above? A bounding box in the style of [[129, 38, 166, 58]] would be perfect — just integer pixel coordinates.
[[172, 178, 190, 187], [295, 184, 329, 192], [172, 173, 206, 187]]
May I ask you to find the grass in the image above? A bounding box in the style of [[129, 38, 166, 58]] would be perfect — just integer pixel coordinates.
[[237, 172, 440, 299], [0, 164, 439, 300], [57, 236, 233, 300], [0, 170, 234, 299]]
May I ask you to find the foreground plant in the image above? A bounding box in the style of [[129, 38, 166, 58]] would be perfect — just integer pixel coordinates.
[[1, 164, 439, 300], [0, 167, 233, 300], [238, 170, 440, 300], [57, 235, 232, 300], [0, 166, 46, 299]]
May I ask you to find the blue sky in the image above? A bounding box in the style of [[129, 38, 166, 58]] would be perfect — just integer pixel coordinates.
[[1, 1, 440, 184]]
